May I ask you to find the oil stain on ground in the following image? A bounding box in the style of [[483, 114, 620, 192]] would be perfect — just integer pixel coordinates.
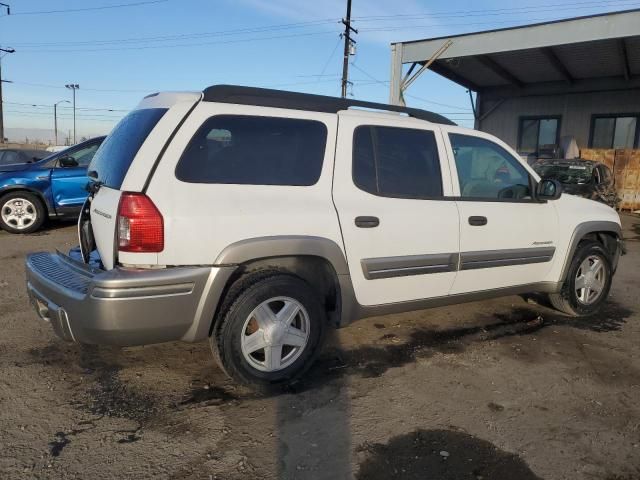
[[48, 432, 71, 457], [356, 429, 542, 480], [78, 345, 160, 422]]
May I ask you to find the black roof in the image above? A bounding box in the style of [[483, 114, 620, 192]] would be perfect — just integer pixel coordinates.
[[202, 85, 455, 125]]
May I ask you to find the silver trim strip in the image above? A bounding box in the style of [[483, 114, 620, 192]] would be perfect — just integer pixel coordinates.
[[91, 282, 195, 299]]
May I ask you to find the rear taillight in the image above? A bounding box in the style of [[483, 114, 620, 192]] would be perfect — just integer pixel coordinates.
[[117, 192, 164, 253]]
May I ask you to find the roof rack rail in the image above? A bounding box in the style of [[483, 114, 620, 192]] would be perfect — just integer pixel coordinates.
[[202, 85, 456, 126]]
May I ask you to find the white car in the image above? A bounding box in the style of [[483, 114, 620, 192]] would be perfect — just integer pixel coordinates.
[[25, 85, 625, 390]]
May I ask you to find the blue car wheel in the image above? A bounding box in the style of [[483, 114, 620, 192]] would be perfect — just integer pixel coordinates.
[[0, 191, 45, 234]]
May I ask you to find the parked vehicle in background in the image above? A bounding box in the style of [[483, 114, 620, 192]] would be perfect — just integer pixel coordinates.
[[0, 148, 50, 166], [0, 136, 106, 233], [46, 145, 72, 153], [25, 86, 624, 391], [533, 159, 620, 208]]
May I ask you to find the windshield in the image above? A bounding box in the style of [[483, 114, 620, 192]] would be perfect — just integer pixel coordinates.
[[88, 108, 167, 189], [535, 164, 593, 184]]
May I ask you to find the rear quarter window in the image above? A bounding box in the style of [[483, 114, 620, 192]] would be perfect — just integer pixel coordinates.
[[175, 115, 327, 186], [89, 108, 167, 189]]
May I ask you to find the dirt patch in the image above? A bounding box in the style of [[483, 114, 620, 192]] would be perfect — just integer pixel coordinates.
[[356, 429, 542, 480]]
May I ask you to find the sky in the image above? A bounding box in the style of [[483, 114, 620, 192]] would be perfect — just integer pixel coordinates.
[[0, 0, 638, 142]]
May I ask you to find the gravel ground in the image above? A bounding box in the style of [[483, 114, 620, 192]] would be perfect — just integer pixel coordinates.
[[0, 214, 639, 480]]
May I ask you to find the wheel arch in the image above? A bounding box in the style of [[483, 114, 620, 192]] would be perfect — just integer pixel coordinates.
[[210, 236, 354, 334], [559, 221, 622, 284], [0, 186, 53, 215]]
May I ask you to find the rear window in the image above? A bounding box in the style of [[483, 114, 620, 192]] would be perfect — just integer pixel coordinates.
[[175, 115, 327, 186], [89, 108, 167, 188]]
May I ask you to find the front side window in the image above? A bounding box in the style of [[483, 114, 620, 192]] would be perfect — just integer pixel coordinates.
[[450, 133, 532, 200], [175, 115, 327, 186], [518, 117, 560, 157], [591, 115, 639, 149], [353, 126, 443, 198], [60, 143, 100, 167]]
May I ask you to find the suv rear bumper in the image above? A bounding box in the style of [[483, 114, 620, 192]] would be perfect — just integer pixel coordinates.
[[25, 251, 235, 346]]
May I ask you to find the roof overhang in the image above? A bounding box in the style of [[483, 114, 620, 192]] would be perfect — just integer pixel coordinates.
[[391, 9, 640, 96]]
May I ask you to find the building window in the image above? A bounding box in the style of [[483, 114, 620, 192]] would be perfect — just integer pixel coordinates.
[[590, 115, 639, 149], [518, 117, 560, 158]]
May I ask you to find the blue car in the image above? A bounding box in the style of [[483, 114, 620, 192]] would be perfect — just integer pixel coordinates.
[[0, 136, 105, 233]]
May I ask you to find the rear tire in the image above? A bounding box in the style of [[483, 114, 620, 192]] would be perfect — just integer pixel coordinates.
[[0, 192, 46, 234], [212, 272, 326, 392], [549, 240, 612, 317]]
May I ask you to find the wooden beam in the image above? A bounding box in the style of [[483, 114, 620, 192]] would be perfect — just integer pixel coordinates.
[[618, 38, 631, 81], [477, 55, 524, 88], [540, 47, 573, 84]]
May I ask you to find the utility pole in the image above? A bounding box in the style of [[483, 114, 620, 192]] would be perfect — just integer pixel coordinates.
[[0, 45, 15, 144], [54, 100, 70, 146], [340, 0, 357, 98], [65, 84, 79, 144]]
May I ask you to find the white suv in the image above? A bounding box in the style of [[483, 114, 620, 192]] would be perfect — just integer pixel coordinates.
[[26, 85, 624, 390]]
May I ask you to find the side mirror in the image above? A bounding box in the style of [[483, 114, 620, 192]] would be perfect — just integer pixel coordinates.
[[59, 156, 79, 168], [537, 178, 562, 200]]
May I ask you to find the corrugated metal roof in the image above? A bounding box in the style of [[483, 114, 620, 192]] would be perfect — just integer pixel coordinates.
[[396, 9, 640, 92]]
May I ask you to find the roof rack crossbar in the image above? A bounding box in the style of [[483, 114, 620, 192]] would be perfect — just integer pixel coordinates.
[[202, 85, 455, 126]]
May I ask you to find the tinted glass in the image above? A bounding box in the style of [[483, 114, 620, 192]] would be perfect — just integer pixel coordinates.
[[353, 126, 443, 198], [449, 133, 531, 200], [613, 117, 636, 148], [535, 163, 592, 184], [592, 118, 615, 148], [89, 108, 167, 188], [176, 115, 327, 186]]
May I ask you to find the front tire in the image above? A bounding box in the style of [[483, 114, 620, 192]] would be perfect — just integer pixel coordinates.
[[549, 240, 613, 317], [0, 192, 46, 234], [212, 273, 326, 391]]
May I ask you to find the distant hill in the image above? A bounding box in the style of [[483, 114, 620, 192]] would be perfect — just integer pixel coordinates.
[[5, 128, 57, 144], [4, 127, 106, 145]]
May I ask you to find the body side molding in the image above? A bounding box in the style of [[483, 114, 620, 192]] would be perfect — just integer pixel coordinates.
[[361, 253, 459, 280], [460, 247, 556, 270]]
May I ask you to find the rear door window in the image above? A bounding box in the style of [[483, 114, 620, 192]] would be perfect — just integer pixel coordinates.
[[175, 115, 327, 186], [89, 108, 167, 188], [352, 125, 443, 198]]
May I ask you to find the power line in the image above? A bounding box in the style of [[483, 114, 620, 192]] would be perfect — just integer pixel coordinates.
[[8, 0, 170, 16], [352, 0, 640, 21], [349, 64, 472, 111], [12, 30, 340, 53], [360, 8, 640, 33], [3, 101, 129, 111], [10, 19, 341, 47], [4, 109, 123, 119], [4, 81, 151, 93]]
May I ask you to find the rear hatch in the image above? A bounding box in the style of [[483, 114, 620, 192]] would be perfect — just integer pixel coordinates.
[[86, 92, 201, 269]]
